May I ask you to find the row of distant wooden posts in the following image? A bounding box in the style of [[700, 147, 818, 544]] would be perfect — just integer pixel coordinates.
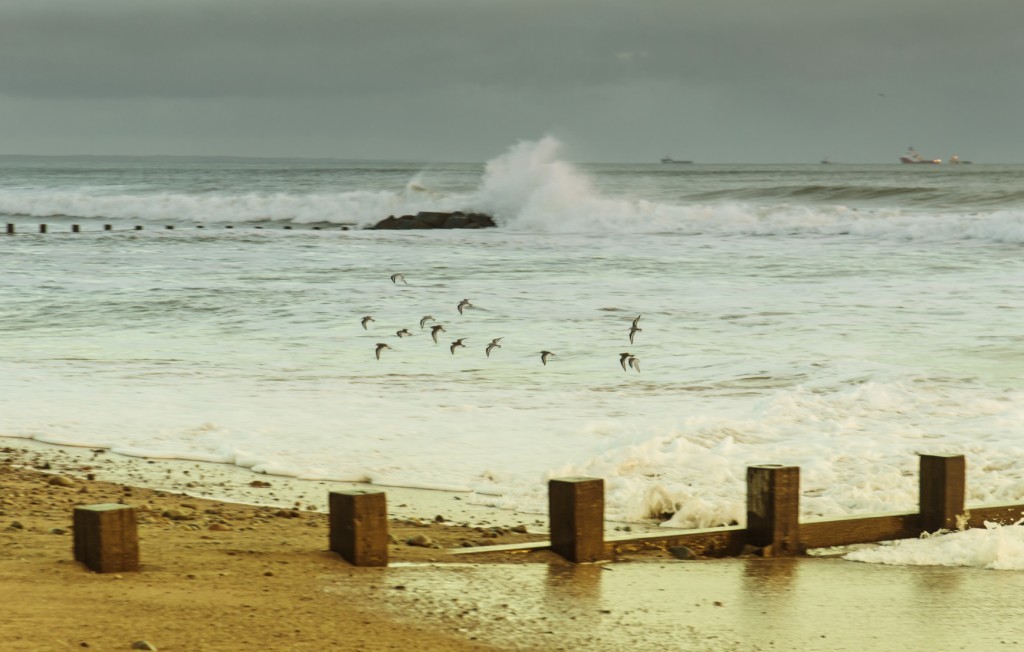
[[5, 224, 347, 233], [73, 453, 1024, 573]]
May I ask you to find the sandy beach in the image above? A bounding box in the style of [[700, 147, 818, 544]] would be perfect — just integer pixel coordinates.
[[1, 440, 555, 651], [6, 439, 1024, 651]]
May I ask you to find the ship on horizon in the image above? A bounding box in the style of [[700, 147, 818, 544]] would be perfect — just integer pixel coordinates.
[[900, 147, 941, 164], [660, 156, 693, 164]]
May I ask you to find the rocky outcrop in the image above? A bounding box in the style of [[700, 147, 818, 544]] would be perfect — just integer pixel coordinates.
[[371, 211, 496, 230]]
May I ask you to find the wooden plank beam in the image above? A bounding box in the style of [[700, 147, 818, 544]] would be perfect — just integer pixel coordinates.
[[801, 511, 921, 548], [966, 503, 1024, 528]]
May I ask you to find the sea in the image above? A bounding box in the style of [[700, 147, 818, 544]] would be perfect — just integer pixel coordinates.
[[2, 137, 1023, 546]]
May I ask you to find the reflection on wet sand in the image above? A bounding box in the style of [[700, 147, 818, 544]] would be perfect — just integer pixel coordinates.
[[335, 558, 1024, 650]]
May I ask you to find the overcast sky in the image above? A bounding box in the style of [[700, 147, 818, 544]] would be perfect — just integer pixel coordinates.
[[2, 0, 1021, 163]]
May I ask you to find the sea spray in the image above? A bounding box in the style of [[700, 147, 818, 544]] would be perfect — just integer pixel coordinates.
[[3, 148, 1024, 553]]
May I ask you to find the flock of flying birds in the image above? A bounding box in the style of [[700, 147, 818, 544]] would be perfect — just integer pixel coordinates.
[[362, 273, 644, 371]]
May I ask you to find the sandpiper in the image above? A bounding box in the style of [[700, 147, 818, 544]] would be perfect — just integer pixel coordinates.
[[632, 315, 642, 328], [450, 338, 467, 355], [540, 350, 555, 366], [375, 343, 392, 360], [485, 337, 503, 357], [628, 356, 641, 373], [361, 315, 375, 330], [391, 273, 408, 285], [629, 323, 642, 344], [419, 315, 435, 329], [430, 324, 446, 343], [457, 299, 473, 314], [396, 328, 412, 338], [619, 352, 633, 372]]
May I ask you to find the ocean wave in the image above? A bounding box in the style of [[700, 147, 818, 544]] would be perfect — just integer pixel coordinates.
[[467, 137, 1024, 242], [3, 137, 1024, 243], [0, 182, 469, 227], [687, 184, 1024, 207]]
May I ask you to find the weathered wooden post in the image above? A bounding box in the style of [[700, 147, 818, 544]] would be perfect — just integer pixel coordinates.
[[103, 224, 112, 231], [919, 454, 966, 532], [5, 223, 13, 234], [73, 504, 139, 573], [39, 224, 47, 233], [134, 225, 143, 231], [225, 225, 234, 229], [746, 465, 801, 556], [71, 224, 80, 233], [165, 225, 174, 230], [549, 477, 608, 563], [329, 490, 388, 567], [284, 226, 293, 230]]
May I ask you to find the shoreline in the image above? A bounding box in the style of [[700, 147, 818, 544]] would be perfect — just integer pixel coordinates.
[[6, 440, 1024, 650], [0, 436, 663, 536], [1, 436, 526, 528]]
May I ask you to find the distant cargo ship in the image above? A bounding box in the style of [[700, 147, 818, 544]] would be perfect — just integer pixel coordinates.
[[900, 147, 941, 164], [660, 156, 693, 164]]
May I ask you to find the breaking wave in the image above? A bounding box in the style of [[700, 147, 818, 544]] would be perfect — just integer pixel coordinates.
[[2, 137, 1024, 243]]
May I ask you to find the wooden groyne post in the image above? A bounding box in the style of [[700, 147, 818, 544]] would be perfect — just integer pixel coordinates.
[[746, 464, 801, 556], [328, 490, 388, 567], [919, 453, 966, 532], [549, 477, 608, 563], [72, 504, 139, 573]]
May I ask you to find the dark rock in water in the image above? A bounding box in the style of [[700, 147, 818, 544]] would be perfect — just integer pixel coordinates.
[[371, 211, 495, 230]]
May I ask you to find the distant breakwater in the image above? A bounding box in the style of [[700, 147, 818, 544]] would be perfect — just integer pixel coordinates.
[[3, 211, 496, 234]]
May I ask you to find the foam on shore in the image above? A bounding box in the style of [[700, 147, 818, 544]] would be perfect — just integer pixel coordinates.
[[845, 522, 1024, 570], [1, 436, 658, 533]]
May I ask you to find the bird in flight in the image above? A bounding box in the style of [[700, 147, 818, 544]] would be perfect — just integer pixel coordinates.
[[629, 316, 642, 344], [361, 315, 375, 330], [628, 356, 641, 373], [375, 343, 392, 360], [457, 299, 473, 314], [485, 338, 503, 357], [619, 352, 634, 372], [419, 315, 435, 329], [391, 273, 408, 285], [396, 328, 412, 338], [450, 338, 467, 355], [431, 324, 446, 343], [540, 350, 555, 366]]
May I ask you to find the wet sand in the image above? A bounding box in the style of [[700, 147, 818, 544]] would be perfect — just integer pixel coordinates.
[[4, 439, 1024, 651]]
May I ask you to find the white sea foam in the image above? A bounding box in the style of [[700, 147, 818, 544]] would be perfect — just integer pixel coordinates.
[[845, 522, 1024, 570], [2, 145, 1023, 535], [3, 139, 1024, 242], [0, 187, 466, 226], [470, 138, 1024, 242]]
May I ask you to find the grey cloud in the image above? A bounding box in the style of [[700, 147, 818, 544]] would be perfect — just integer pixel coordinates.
[[1, 0, 1022, 161], [5, 0, 1014, 100]]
